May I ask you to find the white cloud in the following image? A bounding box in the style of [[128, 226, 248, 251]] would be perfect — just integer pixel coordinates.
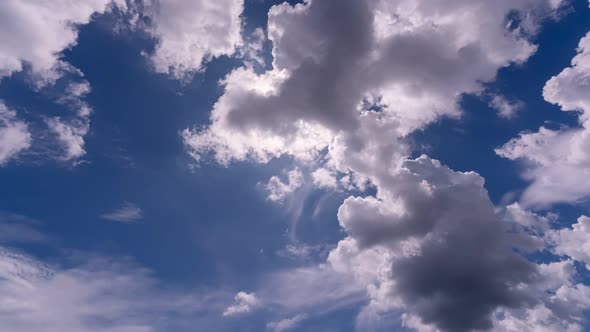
[[101, 202, 143, 223], [0, 0, 122, 85], [0, 1, 125, 162], [266, 314, 307, 332], [492, 260, 590, 332], [184, 0, 564, 166], [257, 264, 366, 318], [0, 101, 31, 165], [137, 0, 244, 79], [0, 246, 229, 332], [497, 31, 590, 207], [177, 1, 588, 330], [489, 95, 525, 119], [549, 216, 590, 270], [222, 291, 260, 317], [328, 156, 545, 331], [265, 168, 303, 201], [0, 212, 49, 244], [311, 168, 338, 189]]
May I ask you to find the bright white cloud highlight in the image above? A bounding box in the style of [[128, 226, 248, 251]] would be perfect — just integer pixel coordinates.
[[265, 168, 303, 201], [550, 215, 590, 270], [0, 0, 122, 84], [137, 0, 244, 79], [222, 291, 260, 317]]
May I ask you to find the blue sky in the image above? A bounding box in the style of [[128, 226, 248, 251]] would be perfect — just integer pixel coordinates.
[[1, 0, 590, 331]]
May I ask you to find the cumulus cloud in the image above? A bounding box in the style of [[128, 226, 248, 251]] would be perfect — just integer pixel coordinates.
[[101, 202, 143, 223], [497, 31, 590, 207], [265, 168, 303, 201], [222, 291, 260, 317], [549, 215, 590, 270], [330, 156, 540, 331], [489, 95, 525, 119], [178, 1, 587, 330], [0, 0, 126, 162], [0, 102, 31, 165], [329, 156, 590, 332], [311, 168, 338, 189], [132, 0, 244, 79], [0, 0, 122, 85], [184, 0, 563, 166]]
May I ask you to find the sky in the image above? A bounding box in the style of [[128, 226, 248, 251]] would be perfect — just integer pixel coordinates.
[[1, 0, 590, 331]]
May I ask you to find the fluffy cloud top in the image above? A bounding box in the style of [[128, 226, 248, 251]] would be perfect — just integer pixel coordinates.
[[179, 1, 590, 330], [222, 291, 260, 317], [330, 156, 540, 331], [0, 0, 122, 84], [497, 31, 590, 207], [184, 0, 563, 165], [329, 156, 590, 332], [265, 168, 303, 201], [550, 216, 590, 270], [137, 0, 244, 79]]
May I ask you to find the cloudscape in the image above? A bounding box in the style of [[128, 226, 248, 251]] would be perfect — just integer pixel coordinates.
[[1, 0, 590, 331]]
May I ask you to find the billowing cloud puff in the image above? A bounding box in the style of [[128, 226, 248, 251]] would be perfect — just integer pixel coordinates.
[[223, 291, 260, 317], [329, 156, 590, 332], [178, 1, 588, 330], [330, 156, 537, 331], [0, 0, 124, 162], [265, 168, 304, 201], [0, 102, 31, 165], [184, 0, 564, 166], [136, 0, 244, 79], [0, 0, 123, 85], [497, 31, 590, 207], [549, 215, 590, 270]]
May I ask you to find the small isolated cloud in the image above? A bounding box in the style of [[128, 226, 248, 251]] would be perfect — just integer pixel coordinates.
[[265, 168, 303, 201], [267, 314, 307, 332], [101, 202, 143, 223], [223, 291, 260, 317], [488, 95, 525, 119]]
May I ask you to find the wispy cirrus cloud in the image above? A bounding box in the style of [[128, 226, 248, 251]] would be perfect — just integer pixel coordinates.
[[101, 202, 143, 223]]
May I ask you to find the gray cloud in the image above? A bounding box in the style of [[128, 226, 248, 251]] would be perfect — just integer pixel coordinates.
[[332, 156, 542, 331]]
